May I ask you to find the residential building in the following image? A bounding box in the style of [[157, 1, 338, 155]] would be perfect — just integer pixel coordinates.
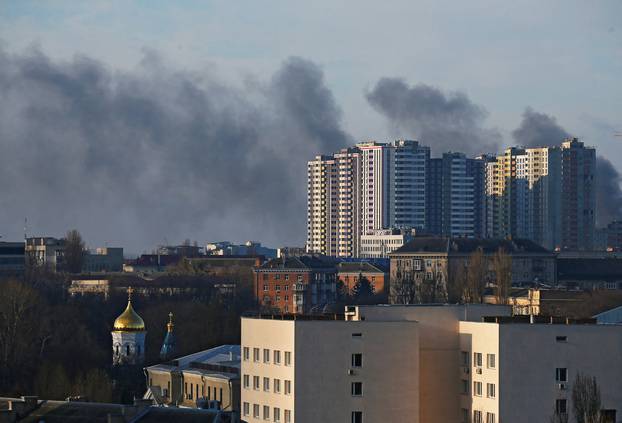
[[427, 153, 477, 238], [336, 260, 389, 295], [252, 256, 337, 314], [357, 142, 392, 234], [0, 241, 25, 277], [596, 220, 622, 252], [360, 227, 415, 258], [145, 344, 240, 413], [306, 148, 362, 257], [560, 137, 596, 251], [242, 304, 622, 423], [557, 255, 622, 290], [389, 237, 556, 304], [206, 241, 277, 258]]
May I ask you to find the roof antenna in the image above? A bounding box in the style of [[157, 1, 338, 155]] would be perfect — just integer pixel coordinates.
[[24, 217, 28, 241]]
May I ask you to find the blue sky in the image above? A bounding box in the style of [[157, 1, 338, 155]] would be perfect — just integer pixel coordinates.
[[1, 1, 621, 166]]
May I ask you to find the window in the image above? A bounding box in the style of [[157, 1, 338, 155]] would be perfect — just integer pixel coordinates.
[[253, 348, 260, 362], [474, 352, 483, 367], [486, 354, 495, 369], [274, 350, 281, 364], [253, 376, 260, 390], [276, 295, 281, 301], [556, 368, 567, 382], [263, 274, 268, 280], [243, 402, 250, 416], [275, 274, 281, 280], [243, 374, 250, 389], [461, 379, 469, 394], [264, 349, 270, 363], [284, 380, 291, 395], [351, 382, 363, 396], [460, 351, 469, 366], [264, 405, 270, 420], [263, 284, 268, 291], [263, 377, 270, 391], [285, 274, 289, 280], [284, 410, 291, 423], [461, 408, 469, 423], [486, 383, 495, 398], [285, 351, 292, 366], [243, 347, 250, 361], [474, 410, 483, 423], [253, 404, 260, 418], [284, 285, 289, 291], [555, 399, 567, 414], [352, 353, 362, 367], [273, 407, 281, 422], [274, 378, 281, 393], [352, 411, 363, 423], [556, 336, 567, 342], [473, 381, 482, 396], [486, 412, 495, 423], [352, 333, 362, 337]]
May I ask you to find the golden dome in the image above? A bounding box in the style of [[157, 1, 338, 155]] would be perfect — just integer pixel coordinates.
[[113, 287, 145, 331]]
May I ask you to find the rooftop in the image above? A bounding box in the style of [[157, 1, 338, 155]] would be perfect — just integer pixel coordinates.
[[147, 344, 240, 376], [336, 261, 389, 274], [257, 255, 338, 270], [392, 237, 552, 255]]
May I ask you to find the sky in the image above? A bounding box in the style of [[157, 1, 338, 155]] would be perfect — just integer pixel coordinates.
[[0, 1, 620, 253]]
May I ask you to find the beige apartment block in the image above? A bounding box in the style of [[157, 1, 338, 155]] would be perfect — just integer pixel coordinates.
[[241, 315, 419, 423], [460, 318, 622, 423]]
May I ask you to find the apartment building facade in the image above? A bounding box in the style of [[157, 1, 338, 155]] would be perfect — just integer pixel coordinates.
[[241, 314, 420, 423], [360, 228, 416, 258], [252, 256, 338, 314], [242, 305, 622, 423]]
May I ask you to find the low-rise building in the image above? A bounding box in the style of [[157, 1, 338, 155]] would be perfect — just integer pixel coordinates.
[[145, 344, 240, 413], [252, 256, 337, 314], [83, 247, 123, 273], [25, 236, 65, 272], [0, 241, 25, 277], [336, 261, 389, 295], [360, 228, 416, 258], [241, 304, 622, 423], [389, 237, 556, 304], [557, 256, 622, 290]]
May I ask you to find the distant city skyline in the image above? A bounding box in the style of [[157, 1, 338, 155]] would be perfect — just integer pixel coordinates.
[[0, 1, 620, 252]]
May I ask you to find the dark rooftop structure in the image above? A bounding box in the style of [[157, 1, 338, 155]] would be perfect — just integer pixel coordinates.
[[336, 261, 389, 273], [256, 255, 339, 270], [391, 237, 552, 255]]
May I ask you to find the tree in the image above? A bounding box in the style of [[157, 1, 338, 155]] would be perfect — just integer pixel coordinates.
[[351, 274, 374, 304], [64, 229, 86, 273], [549, 409, 569, 423], [390, 268, 418, 305], [572, 373, 601, 423], [466, 248, 487, 303], [491, 248, 512, 305]]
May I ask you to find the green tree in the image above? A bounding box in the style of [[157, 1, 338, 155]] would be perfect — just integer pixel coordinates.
[[572, 373, 601, 423], [64, 229, 86, 273], [352, 274, 374, 304]]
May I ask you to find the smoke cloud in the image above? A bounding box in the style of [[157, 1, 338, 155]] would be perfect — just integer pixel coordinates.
[[0, 49, 349, 252], [512, 108, 622, 226], [511, 107, 570, 147], [365, 78, 501, 156]]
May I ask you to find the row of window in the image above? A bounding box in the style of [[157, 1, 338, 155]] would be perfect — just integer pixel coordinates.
[[243, 347, 292, 366], [463, 409, 496, 423], [242, 403, 291, 422], [243, 375, 292, 395], [462, 352, 496, 369], [262, 274, 303, 281]]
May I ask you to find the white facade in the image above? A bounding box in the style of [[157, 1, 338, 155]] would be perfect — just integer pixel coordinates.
[[111, 330, 146, 366], [360, 228, 415, 258]]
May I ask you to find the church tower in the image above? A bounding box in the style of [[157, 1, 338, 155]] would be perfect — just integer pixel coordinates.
[[111, 287, 146, 366], [159, 312, 177, 361]]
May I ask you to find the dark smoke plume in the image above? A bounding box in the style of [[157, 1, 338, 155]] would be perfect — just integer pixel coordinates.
[[512, 108, 622, 226], [365, 78, 501, 156], [511, 107, 569, 147], [0, 49, 350, 252]]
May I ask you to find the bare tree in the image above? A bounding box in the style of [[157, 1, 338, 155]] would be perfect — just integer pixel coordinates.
[[491, 248, 512, 305], [466, 248, 487, 303], [64, 229, 86, 273], [572, 373, 601, 423], [549, 409, 568, 423], [390, 269, 418, 305]]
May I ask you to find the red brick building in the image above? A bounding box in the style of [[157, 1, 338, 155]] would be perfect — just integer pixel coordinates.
[[336, 261, 389, 295], [253, 256, 337, 314]]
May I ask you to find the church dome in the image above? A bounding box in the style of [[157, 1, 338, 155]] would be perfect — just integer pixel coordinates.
[[113, 288, 145, 331]]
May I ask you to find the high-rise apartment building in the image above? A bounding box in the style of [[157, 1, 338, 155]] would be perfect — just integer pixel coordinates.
[[306, 148, 362, 257], [357, 142, 391, 234], [560, 138, 596, 251], [427, 153, 476, 237]]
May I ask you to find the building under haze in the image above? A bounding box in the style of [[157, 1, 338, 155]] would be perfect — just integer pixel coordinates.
[[0, 241, 25, 277]]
